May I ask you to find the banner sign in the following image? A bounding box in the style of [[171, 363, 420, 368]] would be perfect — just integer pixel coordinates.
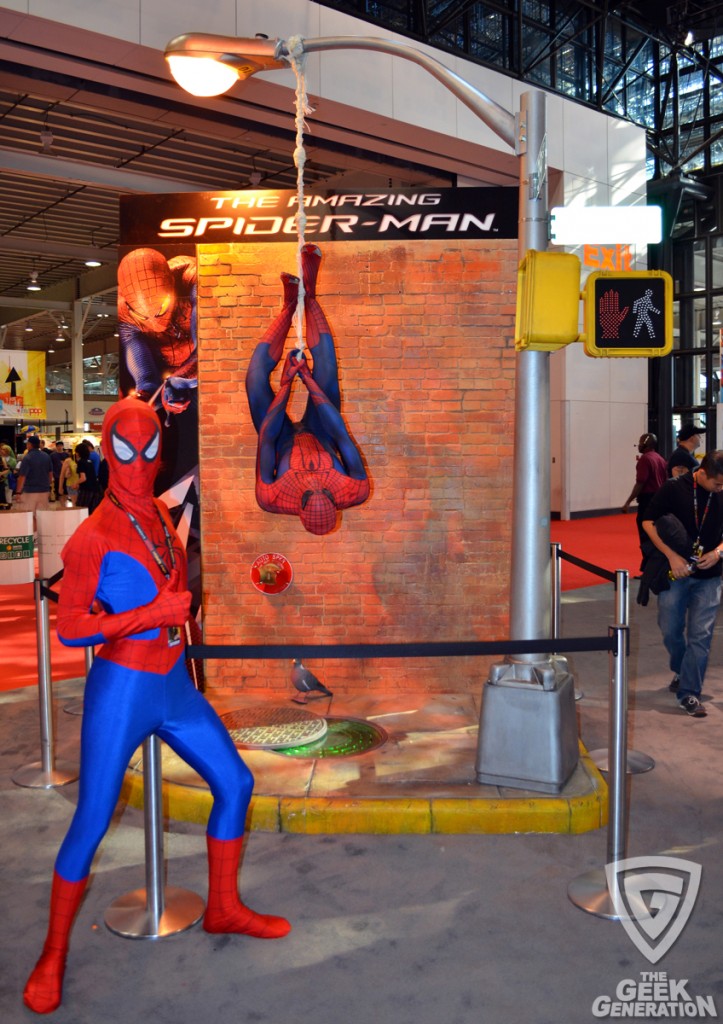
[[0, 351, 47, 420], [120, 187, 518, 245]]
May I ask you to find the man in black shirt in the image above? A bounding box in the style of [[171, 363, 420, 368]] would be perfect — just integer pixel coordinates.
[[642, 450, 723, 717], [667, 423, 703, 479]]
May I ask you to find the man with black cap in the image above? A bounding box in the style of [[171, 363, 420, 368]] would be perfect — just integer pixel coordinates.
[[667, 423, 704, 478], [642, 449, 723, 717]]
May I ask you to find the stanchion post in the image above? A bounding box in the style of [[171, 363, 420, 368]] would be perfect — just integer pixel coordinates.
[[567, 623, 630, 919], [550, 542, 561, 639], [12, 579, 78, 789], [144, 735, 165, 929], [606, 623, 628, 866], [104, 735, 204, 938], [590, 569, 654, 775], [36, 578, 53, 775], [615, 568, 629, 628]]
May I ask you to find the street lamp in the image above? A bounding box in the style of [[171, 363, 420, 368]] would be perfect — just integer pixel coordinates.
[[165, 32, 577, 793]]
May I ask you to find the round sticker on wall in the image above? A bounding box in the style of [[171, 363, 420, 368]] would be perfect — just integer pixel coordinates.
[[250, 552, 293, 595]]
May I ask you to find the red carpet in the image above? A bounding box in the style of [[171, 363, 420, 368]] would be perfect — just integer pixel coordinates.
[[1, 514, 638, 691], [1, 580, 85, 692], [551, 513, 640, 590]]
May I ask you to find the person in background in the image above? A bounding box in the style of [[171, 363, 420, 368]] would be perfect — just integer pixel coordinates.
[[667, 423, 704, 479], [13, 436, 53, 526], [622, 432, 668, 566], [74, 441, 102, 514], [0, 442, 17, 506], [642, 450, 723, 718], [50, 441, 69, 502], [59, 448, 80, 506], [82, 439, 101, 478]]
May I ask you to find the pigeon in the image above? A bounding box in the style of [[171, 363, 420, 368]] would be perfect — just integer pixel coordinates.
[[290, 658, 333, 704]]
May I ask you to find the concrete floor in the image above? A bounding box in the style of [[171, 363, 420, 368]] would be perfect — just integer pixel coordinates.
[[3, 583, 723, 1023]]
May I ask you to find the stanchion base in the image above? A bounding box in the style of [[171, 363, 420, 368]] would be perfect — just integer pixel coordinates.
[[12, 760, 79, 788], [63, 699, 84, 716], [105, 886, 205, 939], [568, 867, 628, 920], [588, 748, 655, 774]]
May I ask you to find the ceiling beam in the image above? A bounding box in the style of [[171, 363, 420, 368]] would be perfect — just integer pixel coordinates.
[[0, 146, 217, 193], [0, 235, 117, 264]]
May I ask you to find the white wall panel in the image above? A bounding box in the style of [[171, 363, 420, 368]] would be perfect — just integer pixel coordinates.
[[32, 0, 140, 39]]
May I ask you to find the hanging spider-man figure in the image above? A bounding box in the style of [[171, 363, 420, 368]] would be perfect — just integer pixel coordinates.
[[23, 398, 290, 1016], [246, 243, 370, 535]]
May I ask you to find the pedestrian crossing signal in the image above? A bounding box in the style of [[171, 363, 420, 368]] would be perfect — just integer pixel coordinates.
[[583, 270, 673, 358]]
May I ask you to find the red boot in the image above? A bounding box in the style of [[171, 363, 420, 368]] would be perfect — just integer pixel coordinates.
[[203, 835, 291, 939], [24, 871, 88, 1014], [258, 273, 299, 363]]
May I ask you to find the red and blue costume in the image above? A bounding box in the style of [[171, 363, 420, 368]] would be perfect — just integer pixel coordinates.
[[118, 247, 197, 416], [246, 244, 369, 535], [24, 398, 289, 1016]]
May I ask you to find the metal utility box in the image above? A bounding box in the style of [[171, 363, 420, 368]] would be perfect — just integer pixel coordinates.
[[475, 657, 579, 793], [514, 250, 581, 351]]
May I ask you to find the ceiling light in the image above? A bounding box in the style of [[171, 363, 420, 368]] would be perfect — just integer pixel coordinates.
[[249, 170, 262, 187], [55, 333, 64, 342], [684, 31, 695, 47], [85, 258, 102, 268], [166, 54, 240, 96], [39, 126, 54, 153], [25, 325, 33, 332], [27, 270, 41, 292], [47, 345, 55, 354]]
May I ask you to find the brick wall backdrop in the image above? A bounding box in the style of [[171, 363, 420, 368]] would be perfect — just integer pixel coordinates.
[[197, 238, 517, 697]]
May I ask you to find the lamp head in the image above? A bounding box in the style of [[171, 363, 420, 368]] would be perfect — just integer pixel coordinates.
[[165, 33, 288, 96]]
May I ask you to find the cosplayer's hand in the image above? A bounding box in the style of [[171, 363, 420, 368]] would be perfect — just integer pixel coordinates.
[[95, 569, 191, 640], [143, 569, 192, 627], [280, 350, 306, 386], [161, 376, 197, 415]]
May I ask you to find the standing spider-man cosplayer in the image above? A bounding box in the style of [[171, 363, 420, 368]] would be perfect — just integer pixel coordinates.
[[246, 243, 369, 535], [23, 398, 290, 1016]]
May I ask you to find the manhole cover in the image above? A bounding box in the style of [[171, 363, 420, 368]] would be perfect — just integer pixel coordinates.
[[273, 717, 388, 758], [220, 706, 327, 749]]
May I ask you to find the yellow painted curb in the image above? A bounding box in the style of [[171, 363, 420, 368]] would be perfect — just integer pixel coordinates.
[[119, 738, 607, 836], [280, 797, 432, 834]]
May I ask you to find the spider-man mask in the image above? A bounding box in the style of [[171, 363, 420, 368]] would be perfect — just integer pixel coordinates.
[[118, 247, 175, 334], [102, 397, 161, 508]]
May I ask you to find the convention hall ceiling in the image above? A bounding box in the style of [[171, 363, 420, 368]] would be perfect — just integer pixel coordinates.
[[1, 2, 722, 359]]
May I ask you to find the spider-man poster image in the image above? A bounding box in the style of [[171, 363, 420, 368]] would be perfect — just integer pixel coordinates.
[[117, 244, 201, 615]]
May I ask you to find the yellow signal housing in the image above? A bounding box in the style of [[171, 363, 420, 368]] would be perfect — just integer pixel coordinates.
[[582, 270, 673, 358], [514, 250, 581, 352]]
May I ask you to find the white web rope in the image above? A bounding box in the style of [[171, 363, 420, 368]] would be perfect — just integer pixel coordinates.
[[285, 36, 314, 353]]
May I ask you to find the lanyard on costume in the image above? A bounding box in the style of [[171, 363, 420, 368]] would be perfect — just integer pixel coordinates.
[[692, 473, 713, 556], [107, 491, 181, 646]]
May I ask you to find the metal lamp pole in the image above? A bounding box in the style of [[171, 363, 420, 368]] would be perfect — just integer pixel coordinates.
[[165, 32, 576, 791]]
